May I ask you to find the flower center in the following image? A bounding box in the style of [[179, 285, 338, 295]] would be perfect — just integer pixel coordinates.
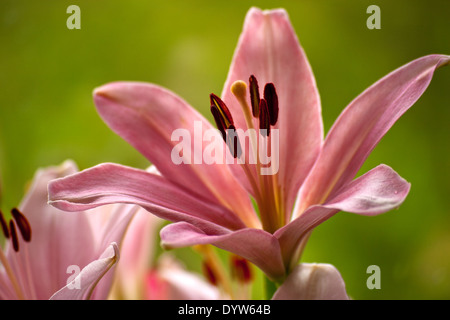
[[0, 208, 33, 299], [209, 75, 283, 233]]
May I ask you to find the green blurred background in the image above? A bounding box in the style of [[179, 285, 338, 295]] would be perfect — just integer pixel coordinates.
[[1, 0, 449, 299]]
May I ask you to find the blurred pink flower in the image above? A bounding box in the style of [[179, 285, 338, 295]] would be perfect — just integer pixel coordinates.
[[108, 194, 223, 300], [0, 160, 136, 300], [48, 7, 449, 287]]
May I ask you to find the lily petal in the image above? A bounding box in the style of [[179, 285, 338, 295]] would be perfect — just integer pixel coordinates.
[[272, 263, 349, 300], [48, 162, 244, 231], [222, 7, 323, 216], [49, 243, 119, 300], [160, 222, 286, 281], [109, 208, 162, 300], [297, 55, 450, 215], [276, 164, 410, 270], [93, 82, 259, 228], [155, 255, 224, 300]]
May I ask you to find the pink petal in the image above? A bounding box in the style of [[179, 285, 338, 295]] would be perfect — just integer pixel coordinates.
[[276, 164, 410, 270], [325, 164, 411, 215], [49, 243, 119, 300], [272, 263, 349, 300], [297, 55, 450, 215], [93, 82, 259, 228], [155, 255, 224, 300], [48, 162, 243, 231], [222, 7, 323, 217], [81, 200, 144, 300], [160, 222, 286, 281], [109, 208, 162, 299]]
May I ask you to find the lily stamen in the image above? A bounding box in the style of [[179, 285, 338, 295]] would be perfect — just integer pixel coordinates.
[[0, 209, 10, 239], [0, 207, 36, 299], [11, 208, 32, 243], [212, 75, 284, 232], [263, 83, 279, 126], [258, 98, 270, 137], [249, 75, 260, 117], [9, 220, 19, 252]]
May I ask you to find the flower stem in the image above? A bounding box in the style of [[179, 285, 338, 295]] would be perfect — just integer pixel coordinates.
[[264, 276, 278, 299]]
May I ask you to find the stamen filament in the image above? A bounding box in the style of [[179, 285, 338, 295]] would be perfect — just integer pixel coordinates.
[[238, 157, 263, 205], [258, 139, 282, 232], [195, 245, 234, 299], [21, 244, 37, 300], [230, 79, 284, 232], [0, 244, 25, 299]]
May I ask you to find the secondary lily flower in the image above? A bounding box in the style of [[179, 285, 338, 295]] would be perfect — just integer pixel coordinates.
[[0, 160, 136, 300], [48, 7, 449, 286], [108, 205, 223, 300]]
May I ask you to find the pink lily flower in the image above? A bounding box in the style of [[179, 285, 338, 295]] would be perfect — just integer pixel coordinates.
[[48, 7, 449, 286], [0, 160, 136, 300]]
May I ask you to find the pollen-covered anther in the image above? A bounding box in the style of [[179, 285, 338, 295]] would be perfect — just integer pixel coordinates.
[[0, 209, 10, 239], [202, 260, 218, 286], [226, 125, 242, 159], [230, 255, 253, 284], [9, 220, 19, 252], [249, 75, 260, 117], [259, 99, 270, 137], [210, 105, 227, 142], [210, 93, 233, 128], [263, 83, 279, 126], [11, 208, 32, 242]]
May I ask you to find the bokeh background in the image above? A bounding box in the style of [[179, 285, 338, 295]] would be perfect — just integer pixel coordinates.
[[1, 0, 449, 299]]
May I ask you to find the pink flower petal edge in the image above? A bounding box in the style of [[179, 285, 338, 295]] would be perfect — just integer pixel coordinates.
[[49, 243, 120, 300], [296, 54, 450, 215], [272, 263, 349, 300]]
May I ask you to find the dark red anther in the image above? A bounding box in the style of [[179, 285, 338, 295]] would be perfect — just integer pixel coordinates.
[[230, 255, 253, 284], [210, 105, 227, 142], [259, 99, 270, 137], [202, 260, 218, 286], [249, 75, 260, 117], [9, 220, 19, 252], [11, 208, 31, 242], [263, 83, 279, 125], [0, 209, 10, 239], [210, 93, 233, 128], [226, 125, 242, 159]]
